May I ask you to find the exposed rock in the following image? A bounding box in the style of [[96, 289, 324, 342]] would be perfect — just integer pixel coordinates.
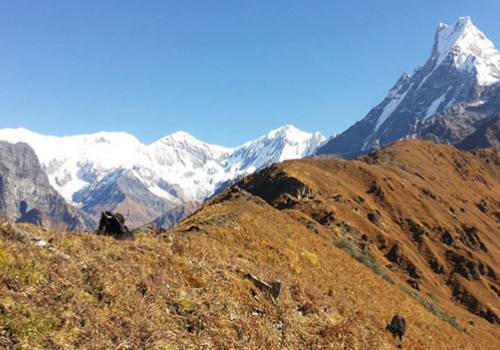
[[407, 278, 420, 290], [367, 212, 381, 225], [448, 278, 500, 324], [461, 225, 488, 252], [428, 258, 445, 274], [447, 251, 482, 281], [385, 243, 403, 265], [0, 141, 93, 230], [245, 273, 281, 301], [385, 243, 421, 279], [239, 167, 315, 209], [367, 181, 385, 200], [312, 210, 336, 226], [476, 199, 488, 213], [456, 115, 500, 151], [306, 223, 319, 234], [441, 230, 454, 246], [406, 219, 426, 244]]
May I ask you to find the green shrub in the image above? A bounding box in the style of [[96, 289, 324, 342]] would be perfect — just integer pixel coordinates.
[[426, 291, 438, 302], [333, 239, 395, 284], [0, 303, 58, 340], [401, 287, 462, 331]]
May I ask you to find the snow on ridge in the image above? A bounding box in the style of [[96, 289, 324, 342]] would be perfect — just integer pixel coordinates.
[[423, 94, 447, 120], [375, 83, 413, 132], [433, 16, 500, 85], [0, 126, 325, 203]]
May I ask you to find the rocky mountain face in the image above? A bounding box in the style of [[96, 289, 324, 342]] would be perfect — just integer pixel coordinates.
[[317, 17, 500, 158], [457, 115, 500, 150], [73, 169, 179, 228], [0, 125, 324, 228], [150, 201, 199, 229], [0, 141, 93, 230]]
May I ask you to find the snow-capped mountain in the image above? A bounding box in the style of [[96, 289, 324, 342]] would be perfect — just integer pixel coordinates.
[[0, 125, 324, 227], [317, 17, 500, 158], [226, 126, 325, 178]]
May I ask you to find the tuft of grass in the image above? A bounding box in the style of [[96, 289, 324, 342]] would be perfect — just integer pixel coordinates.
[[153, 340, 180, 350], [175, 293, 197, 314], [301, 251, 319, 266], [0, 245, 46, 284], [333, 239, 395, 284], [0, 302, 58, 341], [426, 291, 438, 302]]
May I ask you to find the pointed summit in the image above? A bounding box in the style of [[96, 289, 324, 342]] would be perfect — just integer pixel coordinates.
[[317, 17, 500, 158], [431, 17, 500, 85]]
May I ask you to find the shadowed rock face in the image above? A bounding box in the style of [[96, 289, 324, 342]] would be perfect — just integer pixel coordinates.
[[0, 141, 93, 230], [456, 115, 500, 150]]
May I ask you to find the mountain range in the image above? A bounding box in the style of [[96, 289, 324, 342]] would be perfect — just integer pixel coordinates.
[[1, 17, 500, 230], [0, 125, 325, 228]]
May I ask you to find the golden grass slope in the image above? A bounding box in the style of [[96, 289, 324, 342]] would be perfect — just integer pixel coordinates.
[[0, 140, 498, 349]]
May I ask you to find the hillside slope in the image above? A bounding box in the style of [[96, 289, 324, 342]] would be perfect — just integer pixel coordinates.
[[0, 140, 498, 349], [241, 141, 499, 326]]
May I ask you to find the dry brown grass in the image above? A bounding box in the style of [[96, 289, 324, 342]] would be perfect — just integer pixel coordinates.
[[0, 140, 498, 349]]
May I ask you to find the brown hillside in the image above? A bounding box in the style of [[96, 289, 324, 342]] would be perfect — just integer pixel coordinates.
[[239, 140, 500, 328], [0, 140, 498, 349]]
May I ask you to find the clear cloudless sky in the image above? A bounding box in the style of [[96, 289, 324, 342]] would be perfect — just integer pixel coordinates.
[[1, 0, 499, 146]]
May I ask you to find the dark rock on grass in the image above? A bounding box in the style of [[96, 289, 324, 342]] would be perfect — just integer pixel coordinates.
[[367, 212, 380, 225], [367, 181, 385, 200], [245, 273, 281, 301], [407, 278, 421, 291]]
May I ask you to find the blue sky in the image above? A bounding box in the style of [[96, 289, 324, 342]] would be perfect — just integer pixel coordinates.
[[1, 1, 499, 146]]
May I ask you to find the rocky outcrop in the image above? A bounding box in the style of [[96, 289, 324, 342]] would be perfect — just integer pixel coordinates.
[[239, 166, 315, 209], [0, 141, 93, 230], [456, 115, 500, 150]]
